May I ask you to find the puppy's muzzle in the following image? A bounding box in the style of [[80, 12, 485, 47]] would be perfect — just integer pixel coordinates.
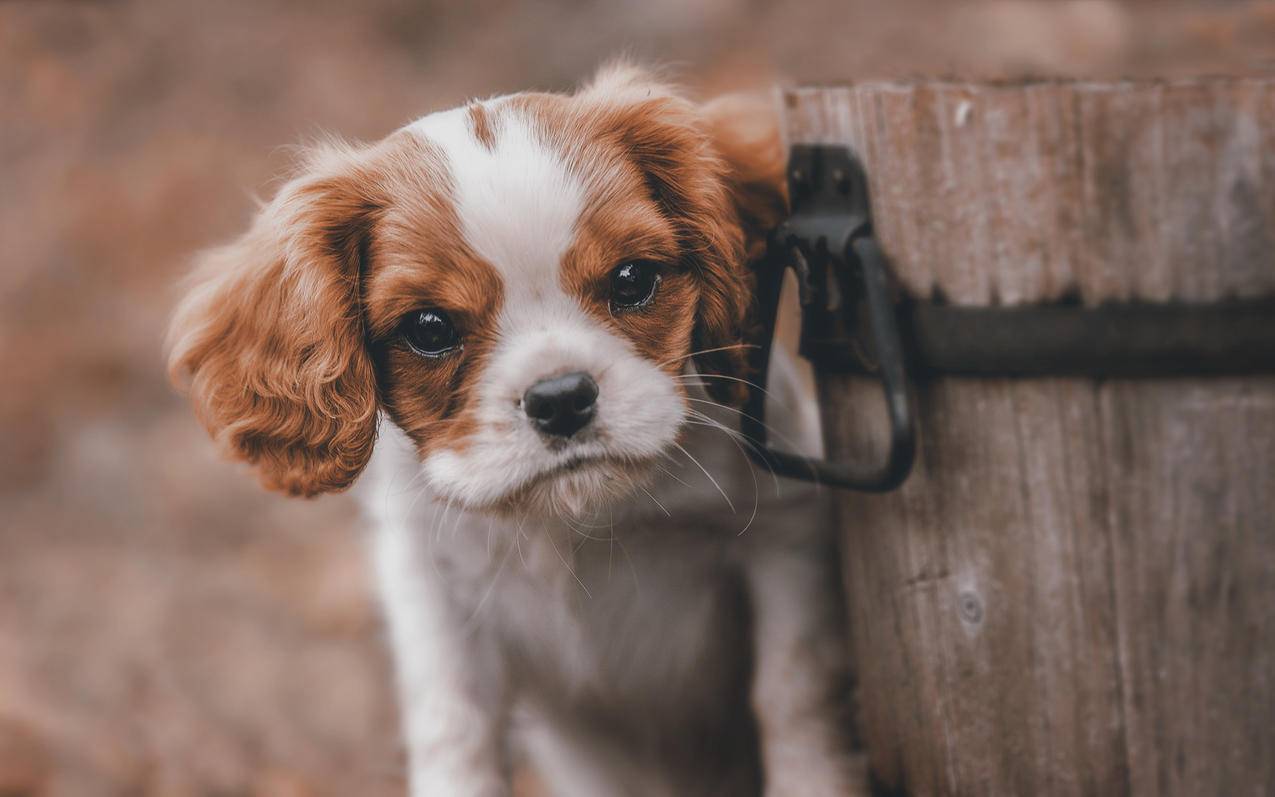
[[523, 371, 598, 438]]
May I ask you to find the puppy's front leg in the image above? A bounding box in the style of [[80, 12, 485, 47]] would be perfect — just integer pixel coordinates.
[[374, 523, 510, 797], [744, 527, 867, 797]]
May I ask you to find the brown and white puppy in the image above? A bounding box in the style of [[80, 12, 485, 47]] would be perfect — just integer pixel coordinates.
[[169, 64, 859, 797]]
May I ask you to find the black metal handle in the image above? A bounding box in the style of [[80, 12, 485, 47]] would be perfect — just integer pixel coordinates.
[[741, 235, 916, 491], [740, 145, 916, 492]]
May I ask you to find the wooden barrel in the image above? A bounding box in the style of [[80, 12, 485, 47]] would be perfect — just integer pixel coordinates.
[[783, 79, 1275, 796]]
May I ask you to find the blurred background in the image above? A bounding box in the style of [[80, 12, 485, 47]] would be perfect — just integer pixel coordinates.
[[1, 1, 1272, 794]]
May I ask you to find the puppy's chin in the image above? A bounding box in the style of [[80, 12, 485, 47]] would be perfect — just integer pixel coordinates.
[[510, 455, 658, 518], [423, 447, 665, 519]]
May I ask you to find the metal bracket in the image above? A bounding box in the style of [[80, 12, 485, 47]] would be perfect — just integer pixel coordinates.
[[741, 145, 917, 492]]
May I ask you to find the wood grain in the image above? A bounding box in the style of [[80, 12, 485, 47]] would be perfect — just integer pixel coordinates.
[[783, 80, 1275, 796]]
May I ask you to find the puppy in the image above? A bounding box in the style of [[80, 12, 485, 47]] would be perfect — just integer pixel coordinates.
[[168, 64, 859, 797]]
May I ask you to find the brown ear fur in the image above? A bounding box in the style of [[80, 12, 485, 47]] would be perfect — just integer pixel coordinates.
[[583, 66, 787, 404], [700, 92, 789, 261], [167, 143, 383, 497]]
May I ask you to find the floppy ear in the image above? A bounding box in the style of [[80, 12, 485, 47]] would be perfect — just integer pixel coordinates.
[[700, 92, 789, 261], [583, 65, 787, 405], [167, 143, 383, 497]]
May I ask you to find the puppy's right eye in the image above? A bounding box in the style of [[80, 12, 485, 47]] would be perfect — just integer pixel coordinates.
[[400, 309, 460, 358], [609, 260, 660, 310]]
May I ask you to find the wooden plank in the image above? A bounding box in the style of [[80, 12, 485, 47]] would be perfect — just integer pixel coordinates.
[[784, 79, 1275, 305], [784, 79, 1275, 795]]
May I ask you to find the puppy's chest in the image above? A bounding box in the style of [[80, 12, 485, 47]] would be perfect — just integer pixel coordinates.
[[489, 530, 754, 721]]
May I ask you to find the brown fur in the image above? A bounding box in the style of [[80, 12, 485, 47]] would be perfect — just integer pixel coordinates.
[[467, 102, 497, 151], [166, 140, 392, 497]]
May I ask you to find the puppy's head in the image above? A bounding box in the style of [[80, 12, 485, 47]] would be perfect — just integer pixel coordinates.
[[168, 65, 785, 513]]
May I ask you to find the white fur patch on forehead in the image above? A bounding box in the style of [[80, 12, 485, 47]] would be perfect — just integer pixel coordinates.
[[405, 104, 584, 287]]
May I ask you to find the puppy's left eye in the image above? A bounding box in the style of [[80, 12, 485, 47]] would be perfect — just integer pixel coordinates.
[[609, 261, 660, 309]]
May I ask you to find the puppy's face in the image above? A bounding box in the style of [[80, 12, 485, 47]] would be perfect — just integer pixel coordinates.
[[168, 67, 783, 514]]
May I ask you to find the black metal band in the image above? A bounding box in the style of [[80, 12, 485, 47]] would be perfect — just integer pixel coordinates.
[[805, 299, 1275, 378]]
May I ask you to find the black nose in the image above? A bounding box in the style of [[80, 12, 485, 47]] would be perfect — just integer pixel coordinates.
[[523, 371, 598, 438]]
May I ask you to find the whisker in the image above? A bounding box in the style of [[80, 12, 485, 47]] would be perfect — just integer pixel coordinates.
[[607, 507, 615, 581], [394, 470, 443, 580], [637, 483, 671, 517], [672, 441, 735, 514], [424, 496, 455, 581], [391, 465, 432, 497], [685, 396, 825, 489], [683, 414, 762, 533], [685, 398, 815, 478], [654, 463, 692, 489], [559, 512, 613, 530], [684, 411, 780, 496], [671, 372, 786, 407], [556, 510, 612, 541], [463, 523, 518, 632], [514, 512, 529, 570], [655, 343, 758, 370], [432, 496, 451, 547], [544, 522, 592, 598], [449, 503, 466, 540], [614, 530, 640, 594]]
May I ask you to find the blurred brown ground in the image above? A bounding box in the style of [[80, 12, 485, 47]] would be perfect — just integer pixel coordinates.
[[0, 1, 1271, 795]]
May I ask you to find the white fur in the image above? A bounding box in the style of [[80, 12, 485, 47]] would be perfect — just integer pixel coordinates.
[[360, 101, 862, 796], [406, 105, 583, 292]]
